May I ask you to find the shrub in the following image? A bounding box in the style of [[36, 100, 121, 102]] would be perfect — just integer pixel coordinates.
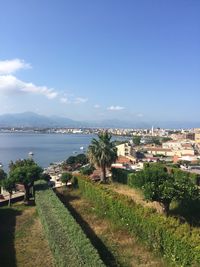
[[75, 175, 200, 267], [35, 181, 105, 267]]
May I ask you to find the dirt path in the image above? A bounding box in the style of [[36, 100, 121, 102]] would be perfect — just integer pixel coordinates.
[[107, 183, 164, 213]]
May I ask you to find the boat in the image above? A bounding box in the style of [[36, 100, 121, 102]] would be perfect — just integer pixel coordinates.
[[80, 146, 84, 150], [28, 151, 34, 156]]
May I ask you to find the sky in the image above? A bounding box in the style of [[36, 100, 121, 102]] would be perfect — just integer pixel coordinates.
[[0, 0, 199, 123]]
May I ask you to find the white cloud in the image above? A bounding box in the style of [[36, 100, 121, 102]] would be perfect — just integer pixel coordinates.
[[107, 105, 125, 111], [0, 75, 58, 99], [94, 104, 100, 108], [60, 97, 70, 104], [74, 97, 88, 104], [0, 59, 31, 74]]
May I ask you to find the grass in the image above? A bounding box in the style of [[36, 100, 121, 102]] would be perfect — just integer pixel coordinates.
[[0, 202, 55, 267], [56, 187, 169, 267]]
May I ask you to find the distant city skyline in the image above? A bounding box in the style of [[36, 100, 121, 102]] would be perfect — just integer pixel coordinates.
[[0, 1, 199, 122]]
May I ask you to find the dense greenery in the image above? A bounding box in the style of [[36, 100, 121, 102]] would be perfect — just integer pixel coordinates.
[[112, 164, 200, 215], [75, 174, 200, 266], [80, 165, 95, 176], [61, 172, 72, 184], [2, 179, 15, 206], [0, 169, 7, 194], [132, 136, 141, 145], [87, 132, 117, 182], [66, 154, 88, 166], [35, 181, 105, 267], [8, 159, 43, 201]]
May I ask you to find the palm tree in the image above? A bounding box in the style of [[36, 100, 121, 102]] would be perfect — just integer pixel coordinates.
[[87, 131, 117, 182]]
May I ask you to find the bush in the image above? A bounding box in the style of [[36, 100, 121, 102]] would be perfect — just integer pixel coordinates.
[[112, 168, 144, 188], [61, 172, 72, 184], [111, 168, 132, 184], [35, 181, 105, 267], [75, 175, 200, 267], [80, 165, 95, 176]]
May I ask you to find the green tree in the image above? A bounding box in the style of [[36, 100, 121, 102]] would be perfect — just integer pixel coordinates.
[[3, 178, 15, 207], [0, 168, 7, 194], [66, 156, 76, 165], [152, 137, 161, 145], [9, 159, 43, 202], [75, 154, 88, 165], [132, 136, 141, 145], [87, 131, 117, 182], [136, 163, 200, 215], [41, 173, 51, 182], [61, 172, 72, 185]]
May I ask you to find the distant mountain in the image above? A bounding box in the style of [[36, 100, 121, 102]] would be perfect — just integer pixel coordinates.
[[0, 112, 199, 129], [0, 112, 83, 128]]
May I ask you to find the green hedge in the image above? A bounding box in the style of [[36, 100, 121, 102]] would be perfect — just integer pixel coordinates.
[[112, 166, 200, 188], [112, 168, 142, 188], [35, 181, 105, 267], [75, 175, 200, 267]]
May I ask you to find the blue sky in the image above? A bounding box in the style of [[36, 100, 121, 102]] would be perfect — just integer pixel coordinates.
[[0, 0, 199, 122]]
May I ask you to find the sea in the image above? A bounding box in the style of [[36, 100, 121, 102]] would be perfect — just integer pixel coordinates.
[[0, 133, 128, 172]]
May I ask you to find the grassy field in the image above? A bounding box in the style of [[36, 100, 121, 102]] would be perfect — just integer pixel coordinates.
[[0, 203, 55, 267], [56, 187, 169, 267]]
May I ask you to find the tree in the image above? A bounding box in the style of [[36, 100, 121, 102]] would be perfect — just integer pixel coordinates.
[[66, 156, 76, 165], [75, 154, 88, 165], [61, 172, 72, 185], [0, 169, 7, 194], [3, 178, 15, 207], [140, 164, 175, 215], [87, 131, 117, 182], [152, 137, 161, 146], [9, 159, 43, 202], [41, 173, 51, 182], [136, 163, 200, 216], [132, 136, 141, 146]]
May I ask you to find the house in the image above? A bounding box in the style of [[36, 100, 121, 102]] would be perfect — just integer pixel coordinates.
[[116, 142, 134, 157]]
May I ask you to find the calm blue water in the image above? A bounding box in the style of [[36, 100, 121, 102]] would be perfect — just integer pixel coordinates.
[[0, 133, 95, 172], [0, 133, 128, 172]]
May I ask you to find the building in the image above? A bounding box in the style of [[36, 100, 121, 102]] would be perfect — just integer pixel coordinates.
[[194, 128, 200, 144], [116, 142, 134, 157]]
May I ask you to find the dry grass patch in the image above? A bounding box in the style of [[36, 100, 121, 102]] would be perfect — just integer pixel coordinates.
[[0, 203, 55, 267], [57, 188, 169, 267], [107, 182, 163, 213]]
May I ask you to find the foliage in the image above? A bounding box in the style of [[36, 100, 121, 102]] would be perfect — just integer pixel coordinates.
[[80, 165, 95, 176], [66, 154, 88, 166], [0, 169, 7, 194], [66, 156, 76, 165], [132, 136, 141, 145], [75, 174, 200, 267], [112, 168, 131, 184], [113, 164, 200, 215], [2, 178, 15, 206], [151, 137, 161, 145], [87, 131, 117, 182], [161, 137, 172, 142], [0, 169, 7, 183], [40, 173, 51, 182], [61, 172, 72, 184], [75, 154, 88, 165], [9, 159, 43, 201], [35, 181, 105, 267]]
